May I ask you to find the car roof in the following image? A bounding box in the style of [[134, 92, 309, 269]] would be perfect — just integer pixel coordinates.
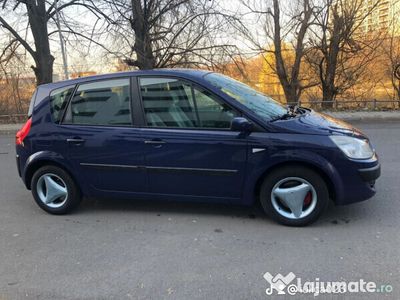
[[39, 68, 213, 90]]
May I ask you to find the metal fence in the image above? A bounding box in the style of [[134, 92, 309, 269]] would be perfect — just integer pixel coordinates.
[[0, 114, 26, 124], [299, 99, 400, 110], [0, 99, 399, 124]]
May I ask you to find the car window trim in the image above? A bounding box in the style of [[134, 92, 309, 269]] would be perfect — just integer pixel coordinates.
[[60, 84, 78, 125], [131, 76, 146, 127], [136, 75, 242, 131], [190, 84, 201, 126], [60, 76, 135, 127]]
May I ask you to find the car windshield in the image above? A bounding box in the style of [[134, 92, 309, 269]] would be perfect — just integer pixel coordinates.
[[203, 73, 287, 121]]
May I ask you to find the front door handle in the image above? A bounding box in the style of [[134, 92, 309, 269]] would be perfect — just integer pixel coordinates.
[[67, 138, 85, 145]]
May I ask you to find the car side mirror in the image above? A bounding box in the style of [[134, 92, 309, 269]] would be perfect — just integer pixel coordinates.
[[230, 117, 253, 132]]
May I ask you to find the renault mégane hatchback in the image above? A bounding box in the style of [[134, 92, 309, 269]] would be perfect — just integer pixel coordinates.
[[16, 69, 381, 226]]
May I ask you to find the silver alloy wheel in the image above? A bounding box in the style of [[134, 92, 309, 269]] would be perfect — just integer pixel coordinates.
[[271, 177, 317, 219], [36, 173, 68, 208]]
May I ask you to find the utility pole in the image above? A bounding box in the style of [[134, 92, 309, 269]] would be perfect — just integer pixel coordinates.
[[54, 0, 69, 80]]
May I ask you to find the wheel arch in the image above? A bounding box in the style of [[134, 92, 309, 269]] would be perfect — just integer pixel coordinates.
[[24, 158, 79, 192]]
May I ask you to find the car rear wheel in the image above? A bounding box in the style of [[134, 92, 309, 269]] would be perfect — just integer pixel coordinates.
[[31, 165, 81, 214], [260, 166, 329, 226]]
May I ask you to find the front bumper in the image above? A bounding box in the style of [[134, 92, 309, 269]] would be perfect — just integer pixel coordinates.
[[334, 156, 381, 205], [358, 164, 381, 182]]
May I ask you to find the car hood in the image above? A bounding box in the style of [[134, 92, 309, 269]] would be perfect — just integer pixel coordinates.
[[269, 110, 366, 138]]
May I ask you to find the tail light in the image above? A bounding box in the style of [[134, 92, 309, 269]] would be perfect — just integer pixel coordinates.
[[16, 118, 32, 146]]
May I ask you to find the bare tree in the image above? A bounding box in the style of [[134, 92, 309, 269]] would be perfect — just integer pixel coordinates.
[[105, 0, 241, 70], [0, 36, 19, 66], [0, 0, 109, 85], [381, 12, 400, 102], [386, 36, 400, 101], [306, 0, 381, 108], [0, 34, 34, 115], [241, 0, 316, 105]]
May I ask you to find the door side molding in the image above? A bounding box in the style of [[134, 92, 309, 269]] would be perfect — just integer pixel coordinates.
[[80, 163, 237, 176]]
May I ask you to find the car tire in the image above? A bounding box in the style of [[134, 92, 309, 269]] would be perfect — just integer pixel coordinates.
[[260, 166, 329, 226], [31, 165, 81, 215]]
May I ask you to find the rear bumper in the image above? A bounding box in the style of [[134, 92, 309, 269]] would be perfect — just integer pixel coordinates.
[[16, 145, 31, 188], [16, 154, 21, 177]]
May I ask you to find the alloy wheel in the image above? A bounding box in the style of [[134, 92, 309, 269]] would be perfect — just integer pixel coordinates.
[[36, 173, 68, 208], [271, 177, 317, 219]]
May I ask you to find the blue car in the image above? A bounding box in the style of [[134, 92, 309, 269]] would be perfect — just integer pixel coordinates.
[[15, 69, 380, 226]]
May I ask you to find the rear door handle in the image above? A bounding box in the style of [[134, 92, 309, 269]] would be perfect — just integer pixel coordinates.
[[67, 138, 85, 145]]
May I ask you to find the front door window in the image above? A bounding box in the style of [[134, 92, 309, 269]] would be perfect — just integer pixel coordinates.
[[139, 77, 239, 129]]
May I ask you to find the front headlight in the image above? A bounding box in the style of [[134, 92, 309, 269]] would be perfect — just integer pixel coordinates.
[[329, 135, 374, 159]]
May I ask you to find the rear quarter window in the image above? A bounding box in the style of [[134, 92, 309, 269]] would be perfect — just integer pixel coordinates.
[[49, 86, 75, 123], [27, 89, 38, 117]]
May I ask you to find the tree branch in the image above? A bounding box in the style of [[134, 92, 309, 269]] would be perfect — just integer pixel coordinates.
[[0, 15, 36, 59]]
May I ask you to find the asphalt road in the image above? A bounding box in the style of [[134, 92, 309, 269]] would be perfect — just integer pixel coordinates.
[[0, 121, 399, 300]]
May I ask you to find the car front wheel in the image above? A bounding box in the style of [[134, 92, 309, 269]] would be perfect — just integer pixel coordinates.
[[260, 166, 329, 226]]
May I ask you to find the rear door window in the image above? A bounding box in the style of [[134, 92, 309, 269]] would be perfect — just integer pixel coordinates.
[[64, 78, 132, 126], [139, 78, 197, 128]]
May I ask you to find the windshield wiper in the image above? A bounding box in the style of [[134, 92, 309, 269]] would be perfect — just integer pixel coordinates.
[[269, 105, 298, 122], [295, 106, 309, 114], [269, 113, 297, 122]]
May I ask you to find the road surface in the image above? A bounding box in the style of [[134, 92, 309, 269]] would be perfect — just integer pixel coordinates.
[[0, 121, 399, 299]]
